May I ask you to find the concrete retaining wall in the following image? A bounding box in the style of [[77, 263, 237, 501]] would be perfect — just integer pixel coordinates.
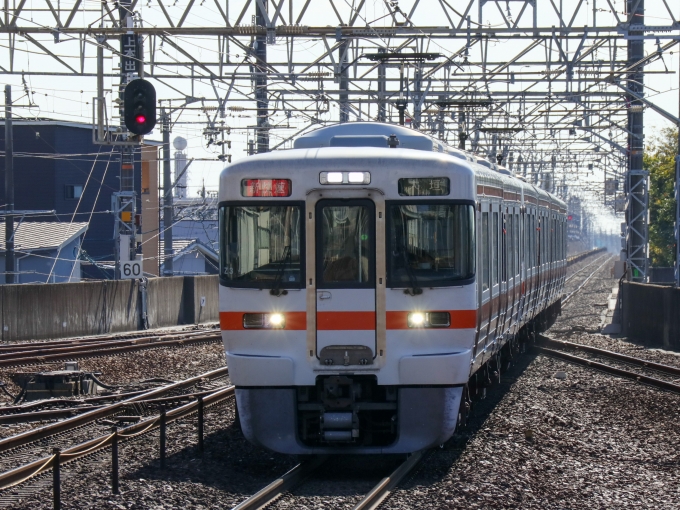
[[0, 275, 219, 342], [621, 282, 680, 351]]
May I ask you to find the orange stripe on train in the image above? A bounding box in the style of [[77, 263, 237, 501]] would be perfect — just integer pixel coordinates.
[[386, 310, 477, 329], [219, 311, 306, 330], [220, 310, 476, 330], [317, 311, 375, 330]]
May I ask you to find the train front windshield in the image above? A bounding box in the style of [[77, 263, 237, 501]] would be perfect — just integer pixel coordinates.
[[219, 204, 303, 287], [388, 203, 475, 287]]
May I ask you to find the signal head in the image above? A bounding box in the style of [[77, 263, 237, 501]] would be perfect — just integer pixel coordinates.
[[124, 79, 156, 135]]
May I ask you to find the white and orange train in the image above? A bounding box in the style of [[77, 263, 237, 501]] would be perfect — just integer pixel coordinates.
[[218, 123, 567, 454]]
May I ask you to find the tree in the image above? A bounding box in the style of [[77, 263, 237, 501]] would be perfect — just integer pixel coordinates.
[[644, 127, 678, 267]]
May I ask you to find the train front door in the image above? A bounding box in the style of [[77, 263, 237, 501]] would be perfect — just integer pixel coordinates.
[[315, 199, 376, 365]]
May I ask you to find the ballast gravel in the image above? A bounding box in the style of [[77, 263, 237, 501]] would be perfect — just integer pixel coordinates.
[[4, 253, 680, 509], [384, 256, 680, 509]]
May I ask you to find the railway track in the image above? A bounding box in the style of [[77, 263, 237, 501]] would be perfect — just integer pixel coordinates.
[[0, 367, 233, 506], [564, 252, 610, 284], [562, 255, 614, 306], [0, 248, 608, 507], [540, 253, 680, 394], [537, 336, 680, 394], [0, 323, 219, 352], [231, 450, 425, 510], [0, 327, 222, 368]]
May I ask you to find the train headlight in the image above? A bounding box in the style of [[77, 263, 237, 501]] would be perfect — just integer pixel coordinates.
[[407, 312, 451, 328], [243, 313, 286, 329], [408, 313, 425, 327], [268, 313, 284, 327]]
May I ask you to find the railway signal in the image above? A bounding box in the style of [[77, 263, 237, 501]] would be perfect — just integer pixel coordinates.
[[123, 79, 156, 135]]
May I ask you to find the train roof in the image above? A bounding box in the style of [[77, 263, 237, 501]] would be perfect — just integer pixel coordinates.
[[294, 122, 565, 211]]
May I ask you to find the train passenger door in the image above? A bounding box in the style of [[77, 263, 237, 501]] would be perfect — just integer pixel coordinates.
[[488, 202, 501, 349], [315, 199, 376, 364], [475, 203, 491, 367]]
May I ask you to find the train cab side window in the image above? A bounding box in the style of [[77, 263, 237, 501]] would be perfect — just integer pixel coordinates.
[[481, 212, 489, 291]]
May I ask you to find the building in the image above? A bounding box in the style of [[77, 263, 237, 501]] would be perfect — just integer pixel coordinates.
[[158, 194, 219, 276], [0, 119, 160, 279], [0, 221, 88, 284], [159, 239, 218, 276]]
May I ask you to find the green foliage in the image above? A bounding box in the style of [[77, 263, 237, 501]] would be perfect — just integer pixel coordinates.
[[644, 127, 678, 267]]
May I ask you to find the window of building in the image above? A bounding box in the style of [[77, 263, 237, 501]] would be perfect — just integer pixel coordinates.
[[64, 185, 83, 200]]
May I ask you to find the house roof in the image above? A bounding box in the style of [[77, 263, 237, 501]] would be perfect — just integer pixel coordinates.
[[0, 221, 88, 252], [159, 239, 218, 264]]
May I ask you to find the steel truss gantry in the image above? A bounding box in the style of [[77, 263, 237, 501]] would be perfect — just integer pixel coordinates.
[[1, 0, 680, 281]]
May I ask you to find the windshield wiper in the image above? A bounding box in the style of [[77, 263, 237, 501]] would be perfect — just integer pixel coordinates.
[[270, 246, 291, 297], [399, 242, 422, 296]]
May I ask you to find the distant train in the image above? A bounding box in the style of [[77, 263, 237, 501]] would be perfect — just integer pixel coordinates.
[[218, 123, 567, 454]]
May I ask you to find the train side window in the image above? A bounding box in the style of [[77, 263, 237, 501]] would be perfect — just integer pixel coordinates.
[[553, 218, 557, 262], [482, 212, 489, 291], [528, 214, 533, 268], [507, 214, 513, 280], [514, 214, 520, 275], [525, 214, 530, 269], [492, 212, 499, 286], [540, 215, 545, 265]]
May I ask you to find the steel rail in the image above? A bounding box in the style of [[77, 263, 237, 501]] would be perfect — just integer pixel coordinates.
[[562, 256, 614, 306], [0, 366, 229, 454], [0, 388, 227, 424], [0, 325, 219, 353], [0, 390, 152, 413], [566, 248, 606, 266], [231, 456, 328, 510], [0, 333, 221, 368], [0, 385, 235, 490], [540, 336, 680, 378], [0, 330, 217, 358], [565, 253, 610, 283], [0, 322, 218, 352], [0, 329, 216, 357], [353, 450, 425, 510], [536, 346, 680, 394]]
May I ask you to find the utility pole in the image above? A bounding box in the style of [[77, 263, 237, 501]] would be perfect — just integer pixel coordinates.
[[675, 48, 680, 287], [377, 49, 386, 122], [4, 85, 14, 284], [625, 0, 648, 282], [338, 38, 349, 123], [161, 108, 173, 276], [255, 1, 269, 153]]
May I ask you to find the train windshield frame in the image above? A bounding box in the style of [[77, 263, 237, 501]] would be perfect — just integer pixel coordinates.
[[218, 201, 305, 288], [386, 200, 475, 288]]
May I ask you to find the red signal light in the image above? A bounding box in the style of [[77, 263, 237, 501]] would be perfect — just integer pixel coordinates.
[[135, 114, 147, 124], [567, 215, 573, 221]]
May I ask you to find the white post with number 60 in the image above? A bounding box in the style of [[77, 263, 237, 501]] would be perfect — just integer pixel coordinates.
[[121, 260, 143, 279]]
